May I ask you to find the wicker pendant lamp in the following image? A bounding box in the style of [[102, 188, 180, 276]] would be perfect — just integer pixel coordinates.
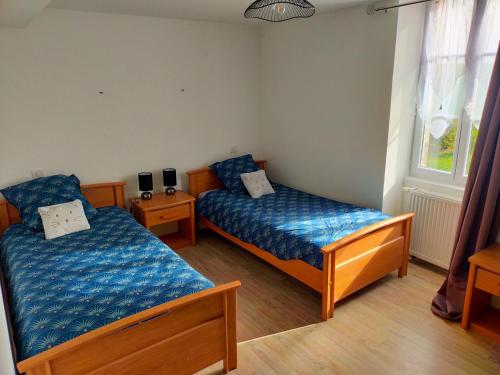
[[244, 0, 315, 22]]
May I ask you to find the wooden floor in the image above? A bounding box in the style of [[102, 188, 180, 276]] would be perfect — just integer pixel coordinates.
[[177, 230, 500, 375]]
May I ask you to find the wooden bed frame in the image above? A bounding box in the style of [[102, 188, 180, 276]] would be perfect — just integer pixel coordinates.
[[0, 182, 240, 375], [187, 161, 414, 321]]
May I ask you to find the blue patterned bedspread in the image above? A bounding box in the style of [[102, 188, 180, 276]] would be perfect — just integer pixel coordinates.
[[197, 184, 391, 270], [0, 207, 214, 361]]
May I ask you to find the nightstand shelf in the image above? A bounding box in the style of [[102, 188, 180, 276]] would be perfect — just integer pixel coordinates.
[[469, 306, 500, 342], [160, 232, 193, 250], [462, 243, 500, 343], [130, 191, 196, 250]]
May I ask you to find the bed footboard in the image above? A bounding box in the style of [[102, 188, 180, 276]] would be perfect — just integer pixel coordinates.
[[17, 282, 241, 375], [320, 213, 414, 320]]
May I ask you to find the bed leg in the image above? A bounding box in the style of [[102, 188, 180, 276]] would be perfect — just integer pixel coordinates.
[[321, 252, 335, 321], [398, 217, 412, 278], [223, 290, 238, 373]]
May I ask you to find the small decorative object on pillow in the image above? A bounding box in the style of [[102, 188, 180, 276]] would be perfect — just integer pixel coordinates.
[[0, 175, 97, 231], [38, 200, 91, 240], [240, 170, 275, 199], [210, 154, 260, 194]]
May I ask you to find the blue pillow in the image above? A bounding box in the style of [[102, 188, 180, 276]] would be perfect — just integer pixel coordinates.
[[210, 154, 260, 194], [1, 175, 98, 231]]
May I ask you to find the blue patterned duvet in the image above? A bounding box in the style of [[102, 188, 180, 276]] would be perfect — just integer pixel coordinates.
[[0, 207, 214, 360], [198, 184, 391, 270]]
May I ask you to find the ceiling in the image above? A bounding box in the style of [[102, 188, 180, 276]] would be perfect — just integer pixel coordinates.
[[48, 0, 371, 24]]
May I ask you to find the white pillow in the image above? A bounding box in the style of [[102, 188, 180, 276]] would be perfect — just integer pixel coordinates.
[[240, 170, 275, 199], [38, 199, 91, 240]]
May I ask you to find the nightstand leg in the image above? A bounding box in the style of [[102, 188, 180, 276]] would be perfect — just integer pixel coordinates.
[[178, 202, 196, 246], [462, 264, 476, 330], [189, 202, 196, 245]]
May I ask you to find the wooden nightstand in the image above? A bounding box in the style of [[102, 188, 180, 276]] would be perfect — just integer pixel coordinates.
[[130, 191, 196, 250], [461, 243, 500, 342]]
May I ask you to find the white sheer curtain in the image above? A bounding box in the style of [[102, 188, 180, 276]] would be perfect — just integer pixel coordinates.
[[415, 0, 500, 177], [465, 0, 500, 128], [418, 0, 473, 132], [461, 0, 500, 172]]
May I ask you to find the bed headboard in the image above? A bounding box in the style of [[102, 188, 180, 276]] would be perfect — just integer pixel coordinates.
[[0, 182, 126, 237], [187, 160, 266, 199]]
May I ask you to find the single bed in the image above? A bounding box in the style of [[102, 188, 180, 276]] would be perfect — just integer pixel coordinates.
[[0, 182, 240, 375], [187, 161, 414, 321]]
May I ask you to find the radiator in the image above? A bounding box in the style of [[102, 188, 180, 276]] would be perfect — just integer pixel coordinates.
[[402, 188, 462, 269]]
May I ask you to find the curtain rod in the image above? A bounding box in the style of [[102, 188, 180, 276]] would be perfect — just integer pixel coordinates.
[[367, 0, 434, 14]]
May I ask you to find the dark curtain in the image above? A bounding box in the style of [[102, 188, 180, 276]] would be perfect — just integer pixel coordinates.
[[431, 41, 500, 320]]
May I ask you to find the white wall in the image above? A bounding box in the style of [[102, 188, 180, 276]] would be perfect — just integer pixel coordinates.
[[382, 5, 426, 215], [259, 7, 398, 209], [0, 0, 50, 28], [0, 9, 263, 196]]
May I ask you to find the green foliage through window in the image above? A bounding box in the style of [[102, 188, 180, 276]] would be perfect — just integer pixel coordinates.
[[424, 120, 458, 172]]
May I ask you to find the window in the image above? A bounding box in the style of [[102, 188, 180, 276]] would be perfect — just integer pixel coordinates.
[[411, 0, 500, 185]]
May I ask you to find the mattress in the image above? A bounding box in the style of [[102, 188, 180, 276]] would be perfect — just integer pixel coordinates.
[[0, 206, 214, 360], [197, 184, 391, 269]]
